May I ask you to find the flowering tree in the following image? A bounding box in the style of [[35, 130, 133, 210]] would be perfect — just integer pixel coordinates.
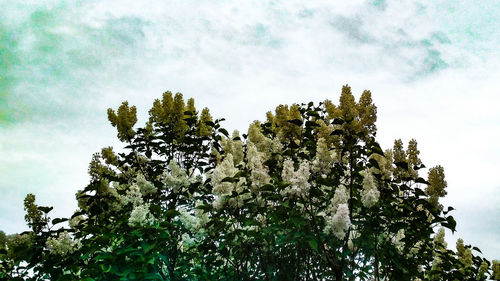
[[0, 86, 498, 280]]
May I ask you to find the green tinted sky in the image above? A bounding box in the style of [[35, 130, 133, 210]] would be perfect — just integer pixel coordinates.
[[1, 0, 499, 260]]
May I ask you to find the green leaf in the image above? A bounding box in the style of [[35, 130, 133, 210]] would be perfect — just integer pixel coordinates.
[[330, 129, 343, 136], [414, 163, 426, 170], [414, 188, 426, 197], [287, 119, 303, 126], [38, 206, 53, 213], [305, 120, 320, 128], [308, 239, 319, 252], [394, 161, 409, 170], [444, 216, 457, 232], [164, 209, 180, 218], [221, 176, 235, 183], [369, 158, 380, 170], [415, 177, 430, 185], [219, 128, 229, 137], [52, 218, 69, 225], [332, 118, 344, 125], [260, 184, 275, 192]]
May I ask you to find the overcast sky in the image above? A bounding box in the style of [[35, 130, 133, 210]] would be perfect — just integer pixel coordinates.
[[0, 0, 498, 260]]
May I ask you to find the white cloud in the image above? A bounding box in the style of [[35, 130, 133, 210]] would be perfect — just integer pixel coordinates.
[[1, 0, 498, 260]]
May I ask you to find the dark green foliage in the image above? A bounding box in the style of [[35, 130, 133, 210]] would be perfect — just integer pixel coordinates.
[[0, 87, 496, 280]]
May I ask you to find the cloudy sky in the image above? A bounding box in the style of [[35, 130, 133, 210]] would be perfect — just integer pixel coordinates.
[[0, 0, 498, 260]]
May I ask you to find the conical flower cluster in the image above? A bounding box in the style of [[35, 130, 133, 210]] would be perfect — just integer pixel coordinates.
[[281, 159, 311, 197]]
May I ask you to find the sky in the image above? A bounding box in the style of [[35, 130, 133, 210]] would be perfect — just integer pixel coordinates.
[[0, 0, 498, 260]]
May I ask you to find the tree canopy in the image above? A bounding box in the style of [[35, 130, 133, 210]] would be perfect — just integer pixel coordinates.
[[1, 87, 498, 281]]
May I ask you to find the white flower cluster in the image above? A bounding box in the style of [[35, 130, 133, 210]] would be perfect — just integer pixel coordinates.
[[325, 204, 351, 240], [179, 204, 208, 233], [329, 185, 349, 214], [135, 173, 157, 196], [312, 138, 337, 175], [69, 215, 85, 229], [107, 178, 153, 213], [370, 153, 392, 180], [361, 170, 380, 208], [128, 203, 155, 227], [409, 241, 423, 256], [247, 141, 271, 190], [212, 154, 239, 195], [271, 137, 283, 154], [324, 185, 351, 240], [392, 229, 405, 253], [430, 228, 447, 271], [46, 231, 80, 256], [212, 154, 248, 209], [281, 159, 311, 197], [161, 160, 201, 193], [180, 233, 196, 251], [122, 184, 143, 207]]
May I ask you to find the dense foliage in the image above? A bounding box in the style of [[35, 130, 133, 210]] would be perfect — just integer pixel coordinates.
[[1, 86, 498, 281]]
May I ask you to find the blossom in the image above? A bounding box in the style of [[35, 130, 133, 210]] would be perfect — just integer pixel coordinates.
[[370, 152, 392, 180], [161, 160, 200, 193], [324, 203, 351, 240], [179, 204, 208, 233], [433, 228, 447, 250], [248, 121, 272, 153], [6, 233, 33, 259], [271, 137, 283, 154], [392, 229, 405, 253], [221, 130, 244, 165], [212, 196, 226, 210], [212, 154, 239, 195], [329, 185, 349, 214], [281, 159, 311, 197], [361, 170, 380, 208], [180, 233, 196, 251], [122, 183, 143, 207], [456, 238, 473, 268], [69, 215, 85, 229], [347, 229, 360, 251], [135, 173, 157, 196], [247, 141, 271, 190], [312, 138, 337, 175], [281, 158, 295, 183], [46, 231, 80, 256], [128, 203, 155, 227]]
